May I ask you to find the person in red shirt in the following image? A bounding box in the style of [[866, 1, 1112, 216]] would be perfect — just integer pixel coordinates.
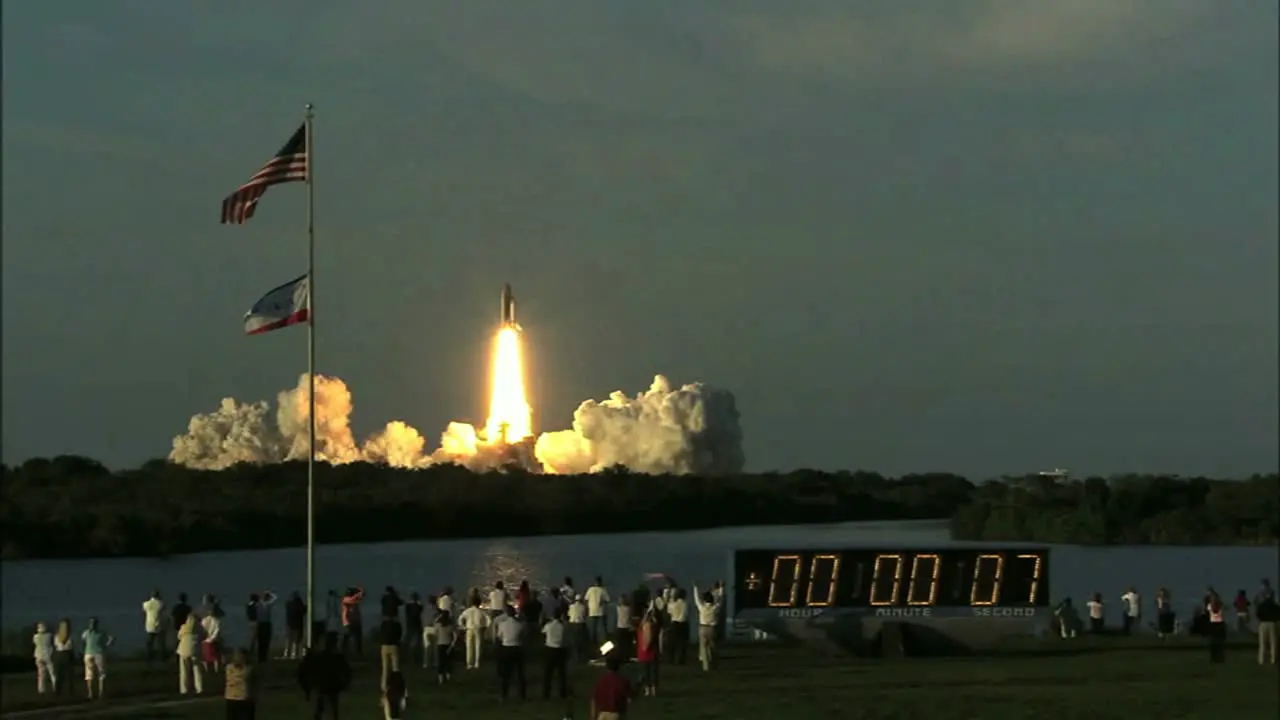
[[590, 653, 633, 720], [1233, 590, 1251, 633], [635, 609, 660, 697]]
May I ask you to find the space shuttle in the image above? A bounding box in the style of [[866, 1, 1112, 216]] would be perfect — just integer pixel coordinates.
[[501, 283, 520, 330]]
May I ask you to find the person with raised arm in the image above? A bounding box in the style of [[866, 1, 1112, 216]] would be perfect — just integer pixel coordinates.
[[341, 586, 365, 658], [253, 590, 278, 662], [693, 583, 723, 671]]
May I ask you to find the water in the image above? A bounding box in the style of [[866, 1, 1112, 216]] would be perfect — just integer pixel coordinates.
[[3, 520, 1274, 651]]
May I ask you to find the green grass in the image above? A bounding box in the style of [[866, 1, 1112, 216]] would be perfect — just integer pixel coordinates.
[[4, 637, 1277, 719]]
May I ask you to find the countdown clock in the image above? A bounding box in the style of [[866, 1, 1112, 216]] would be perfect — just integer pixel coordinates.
[[733, 548, 1051, 617]]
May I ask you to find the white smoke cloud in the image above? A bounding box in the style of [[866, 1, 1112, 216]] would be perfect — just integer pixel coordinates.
[[169, 373, 745, 476], [535, 375, 744, 475]]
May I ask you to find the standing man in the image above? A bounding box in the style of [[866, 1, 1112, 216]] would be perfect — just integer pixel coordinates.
[[403, 593, 425, 667], [1256, 579, 1279, 665], [541, 608, 570, 700], [1119, 587, 1141, 635], [666, 589, 689, 664], [488, 581, 508, 641], [284, 592, 307, 659], [254, 590, 278, 663], [584, 576, 611, 650], [495, 606, 526, 702], [693, 584, 723, 672], [171, 593, 192, 645], [341, 587, 365, 658], [567, 593, 588, 662], [142, 590, 165, 662], [458, 597, 489, 670], [379, 611, 403, 690]]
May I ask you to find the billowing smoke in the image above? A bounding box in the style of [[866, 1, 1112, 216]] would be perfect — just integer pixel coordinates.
[[169, 374, 745, 476], [534, 376, 744, 475]]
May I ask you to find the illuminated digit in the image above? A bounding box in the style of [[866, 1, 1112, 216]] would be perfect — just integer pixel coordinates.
[[869, 554, 904, 606], [1016, 553, 1042, 604], [805, 554, 842, 607], [969, 554, 1005, 606], [767, 554, 803, 607], [906, 553, 941, 606]]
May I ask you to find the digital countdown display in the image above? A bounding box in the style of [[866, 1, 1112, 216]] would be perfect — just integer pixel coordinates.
[[734, 549, 1050, 611]]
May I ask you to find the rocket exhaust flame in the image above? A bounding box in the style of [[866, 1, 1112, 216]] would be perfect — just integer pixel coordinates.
[[484, 325, 531, 444]]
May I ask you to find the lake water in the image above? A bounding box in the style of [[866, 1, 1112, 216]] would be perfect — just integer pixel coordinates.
[[3, 520, 1275, 651]]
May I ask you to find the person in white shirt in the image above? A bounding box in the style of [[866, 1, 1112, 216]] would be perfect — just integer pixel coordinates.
[[559, 577, 577, 604], [666, 589, 690, 664], [437, 587, 455, 616], [422, 595, 439, 670], [693, 584, 723, 671], [487, 582, 508, 641], [1086, 592, 1105, 634], [567, 596, 588, 661], [142, 591, 166, 662], [1120, 587, 1141, 635], [540, 609, 569, 700], [584, 576, 611, 648], [175, 614, 204, 695], [494, 607, 526, 701], [200, 612, 223, 674], [33, 622, 55, 694], [458, 598, 490, 670]]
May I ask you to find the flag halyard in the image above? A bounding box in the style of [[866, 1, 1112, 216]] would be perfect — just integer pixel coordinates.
[[221, 123, 308, 224]]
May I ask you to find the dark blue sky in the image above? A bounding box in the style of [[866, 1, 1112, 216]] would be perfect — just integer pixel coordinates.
[[3, 1, 1277, 477]]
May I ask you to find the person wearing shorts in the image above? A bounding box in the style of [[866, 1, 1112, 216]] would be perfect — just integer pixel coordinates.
[[81, 617, 113, 699]]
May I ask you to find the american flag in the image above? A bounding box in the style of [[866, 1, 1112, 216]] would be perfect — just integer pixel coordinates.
[[220, 123, 308, 224]]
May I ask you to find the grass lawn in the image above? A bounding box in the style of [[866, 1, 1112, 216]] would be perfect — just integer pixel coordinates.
[[3, 636, 1276, 719]]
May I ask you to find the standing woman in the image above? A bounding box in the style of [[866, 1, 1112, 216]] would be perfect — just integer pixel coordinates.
[[33, 622, 55, 694], [201, 608, 224, 675], [1207, 591, 1227, 663], [52, 619, 74, 697], [636, 609, 660, 697], [1155, 588, 1176, 638], [176, 613, 205, 695]]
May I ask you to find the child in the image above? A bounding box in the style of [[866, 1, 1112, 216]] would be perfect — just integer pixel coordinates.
[[382, 670, 408, 719]]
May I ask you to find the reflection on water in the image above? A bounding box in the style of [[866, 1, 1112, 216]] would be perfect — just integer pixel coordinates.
[[1, 520, 1274, 654], [469, 542, 545, 593]]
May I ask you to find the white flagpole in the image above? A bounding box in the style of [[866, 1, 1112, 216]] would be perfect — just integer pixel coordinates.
[[304, 103, 317, 650]]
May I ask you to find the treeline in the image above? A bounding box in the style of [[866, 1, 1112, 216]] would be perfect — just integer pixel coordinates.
[[0, 456, 1275, 560]]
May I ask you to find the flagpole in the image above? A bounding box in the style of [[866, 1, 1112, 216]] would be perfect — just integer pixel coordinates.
[[304, 102, 317, 650]]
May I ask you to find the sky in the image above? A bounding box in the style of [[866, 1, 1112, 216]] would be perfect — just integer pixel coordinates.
[[3, 0, 1277, 479]]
